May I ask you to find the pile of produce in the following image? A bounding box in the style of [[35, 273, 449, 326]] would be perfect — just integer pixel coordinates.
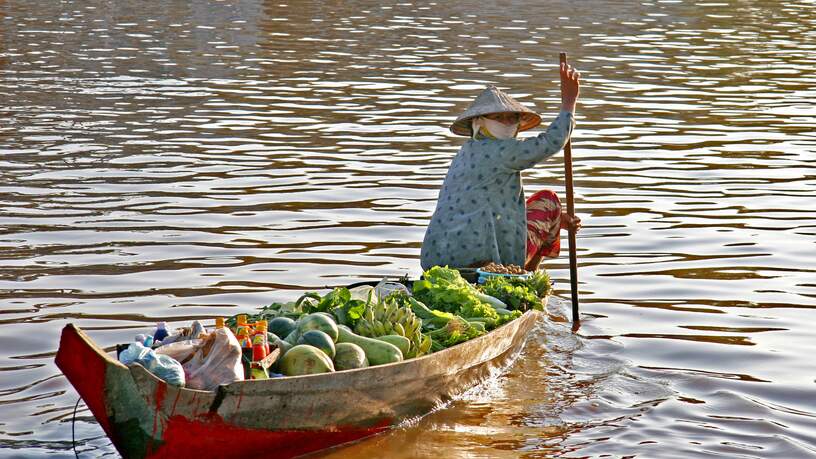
[[118, 266, 554, 388], [225, 265, 552, 378]]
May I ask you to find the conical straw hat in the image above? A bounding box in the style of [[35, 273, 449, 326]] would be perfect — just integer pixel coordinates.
[[450, 84, 542, 137]]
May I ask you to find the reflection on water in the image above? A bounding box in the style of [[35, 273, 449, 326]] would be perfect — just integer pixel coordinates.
[[2, 0, 816, 457]]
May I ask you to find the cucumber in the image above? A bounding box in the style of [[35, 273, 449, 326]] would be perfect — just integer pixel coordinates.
[[373, 335, 410, 357], [275, 338, 293, 356], [337, 327, 402, 366], [474, 291, 507, 309], [283, 328, 300, 345]]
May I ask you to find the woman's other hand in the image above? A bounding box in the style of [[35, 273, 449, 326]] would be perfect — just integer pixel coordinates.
[[560, 63, 580, 113], [560, 212, 582, 232]]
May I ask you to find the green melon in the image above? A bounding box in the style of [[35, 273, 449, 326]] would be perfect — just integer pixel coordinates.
[[280, 345, 335, 376], [269, 317, 297, 339], [297, 329, 336, 359], [333, 342, 369, 371], [297, 313, 339, 342]]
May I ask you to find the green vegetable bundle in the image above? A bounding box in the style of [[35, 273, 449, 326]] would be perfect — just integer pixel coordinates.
[[479, 271, 551, 312], [412, 266, 501, 328], [296, 287, 369, 327], [427, 316, 485, 352]]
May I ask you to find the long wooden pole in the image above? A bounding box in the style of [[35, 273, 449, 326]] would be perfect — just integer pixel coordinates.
[[559, 52, 580, 324]]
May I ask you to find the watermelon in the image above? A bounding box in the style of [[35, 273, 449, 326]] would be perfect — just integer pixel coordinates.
[[297, 313, 339, 342], [333, 343, 368, 371], [280, 345, 334, 376], [269, 317, 297, 339], [297, 330, 336, 359]]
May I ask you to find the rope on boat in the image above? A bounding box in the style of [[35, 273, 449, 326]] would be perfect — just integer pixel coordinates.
[[72, 397, 81, 458]]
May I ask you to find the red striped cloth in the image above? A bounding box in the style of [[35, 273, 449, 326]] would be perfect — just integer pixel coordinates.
[[526, 189, 562, 267]]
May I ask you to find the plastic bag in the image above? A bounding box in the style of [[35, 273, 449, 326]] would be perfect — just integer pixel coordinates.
[[119, 342, 186, 387], [349, 285, 375, 302], [182, 327, 243, 391], [146, 354, 186, 387], [155, 339, 201, 364], [119, 342, 151, 365], [374, 279, 410, 300]]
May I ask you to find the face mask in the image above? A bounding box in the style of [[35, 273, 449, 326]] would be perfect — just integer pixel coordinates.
[[472, 116, 519, 140]]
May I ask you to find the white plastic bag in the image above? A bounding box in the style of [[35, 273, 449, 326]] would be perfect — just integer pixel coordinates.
[[182, 327, 243, 391], [374, 279, 410, 300], [155, 339, 201, 364], [349, 285, 376, 302], [119, 342, 186, 387]]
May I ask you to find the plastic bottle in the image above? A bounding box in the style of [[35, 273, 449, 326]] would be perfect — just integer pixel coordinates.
[[254, 320, 270, 355], [143, 335, 154, 347], [153, 322, 169, 343], [215, 317, 225, 329], [251, 333, 268, 361], [235, 320, 253, 379], [235, 314, 252, 348], [236, 314, 247, 329], [249, 333, 269, 380], [236, 327, 250, 350]]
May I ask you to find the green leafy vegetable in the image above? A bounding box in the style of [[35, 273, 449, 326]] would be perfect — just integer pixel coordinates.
[[479, 272, 551, 312], [297, 287, 367, 327], [496, 309, 522, 325], [406, 295, 455, 331], [457, 299, 499, 328], [523, 270, 553, 298], [413, 266, 500, 328], [427, 316, 485, 351]]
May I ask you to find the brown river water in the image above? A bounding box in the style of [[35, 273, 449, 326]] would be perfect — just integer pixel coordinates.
[[1, 1, 815, 457]]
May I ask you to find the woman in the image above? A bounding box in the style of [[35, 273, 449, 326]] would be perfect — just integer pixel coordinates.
[[420, 63, 582, 271]]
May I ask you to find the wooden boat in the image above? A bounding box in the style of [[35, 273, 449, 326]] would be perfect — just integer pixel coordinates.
[[56, 309, 542, 458]]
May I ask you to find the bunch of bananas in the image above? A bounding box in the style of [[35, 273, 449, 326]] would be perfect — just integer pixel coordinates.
[[354, 297, 431, 357]]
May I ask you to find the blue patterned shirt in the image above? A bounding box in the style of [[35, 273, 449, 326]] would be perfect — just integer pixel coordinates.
[[420, 110, 575, 270]]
